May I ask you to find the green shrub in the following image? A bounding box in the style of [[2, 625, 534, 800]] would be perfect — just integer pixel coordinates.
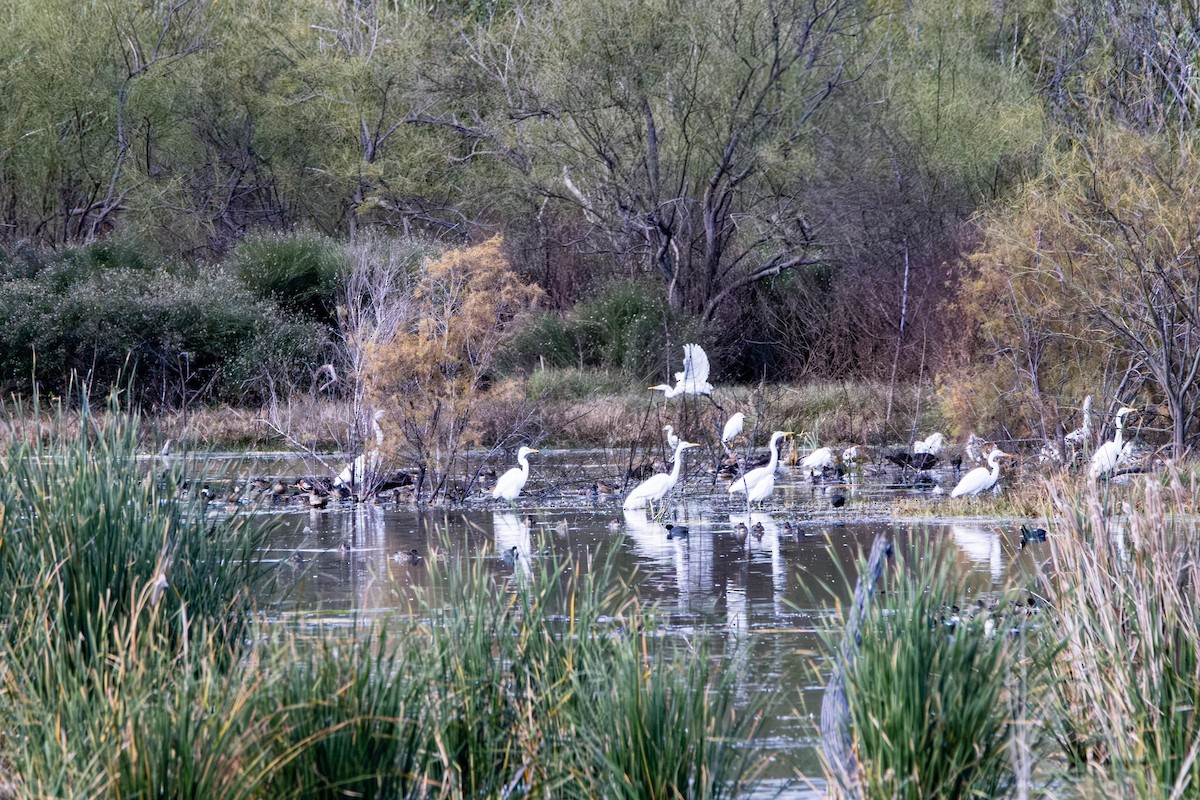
[[233, 230, 346, 325], [0, 259, 332, 406], [504, 280, 702, 379]]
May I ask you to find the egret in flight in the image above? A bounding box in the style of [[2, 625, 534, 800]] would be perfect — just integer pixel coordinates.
[[493, 446, 540, 504], [1088, 406, 1137, 480], [649, 343, 715, 398], [623, 439, 699, 513], [728, 431, 793, 505], [950, 448, 1013, 498]]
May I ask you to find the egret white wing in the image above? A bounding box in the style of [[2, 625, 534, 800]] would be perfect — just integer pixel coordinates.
[[681, 343, 710, 385]]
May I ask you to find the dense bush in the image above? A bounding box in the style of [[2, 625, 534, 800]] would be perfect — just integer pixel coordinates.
[[505, 280, 702, 380], [0, 247, 333, 406], [233, 230, 346, 325]]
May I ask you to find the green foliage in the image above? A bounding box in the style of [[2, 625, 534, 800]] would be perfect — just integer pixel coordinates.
[[505, 281, 700, 380], [233, 231, 346, 324], [0, 394, 276, 796], [834, 538, 1023, 799], [0, 393, 271, 662], [0, 251, 333, 406]]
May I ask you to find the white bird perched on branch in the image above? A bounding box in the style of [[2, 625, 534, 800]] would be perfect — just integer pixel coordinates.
[[334, 409, 386, 488], [649, 343, 715, 398], [623, 439, 699, 512], [729, 431, 793, 502], [950, 448, 1013, 498], [493, 446, 540, 503], [1088, 406, 1138, 480]]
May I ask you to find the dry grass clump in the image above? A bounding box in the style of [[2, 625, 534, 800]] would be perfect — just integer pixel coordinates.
[[1035, 471, 1200, 797]]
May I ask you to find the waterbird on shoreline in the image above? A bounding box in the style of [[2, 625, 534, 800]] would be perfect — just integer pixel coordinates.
[[663, 425, 680, 450], [334, 409, 386, 489], [1089, 406, 1138, 480], [950, 448, 1013, 498], [734, 522, 749, 546]]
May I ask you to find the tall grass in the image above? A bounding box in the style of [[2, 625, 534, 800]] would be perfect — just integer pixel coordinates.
[[825, 537, 1027, 799], [0, 394, 270, 662], [0, 398, 765, 798], [0, 392, 274, 797], [1038, 472, 1200, 797]]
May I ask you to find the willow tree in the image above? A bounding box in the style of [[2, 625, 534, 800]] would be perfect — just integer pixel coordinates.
[[456, 0, 867, 322], [964, 129, 1200, 457]]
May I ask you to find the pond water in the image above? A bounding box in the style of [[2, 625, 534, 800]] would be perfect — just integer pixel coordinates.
[[206, 448, 1043, 799]]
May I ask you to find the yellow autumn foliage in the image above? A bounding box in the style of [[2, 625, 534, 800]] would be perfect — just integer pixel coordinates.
[[365, 236, 542, 497], [947, 128, 1200, 453]]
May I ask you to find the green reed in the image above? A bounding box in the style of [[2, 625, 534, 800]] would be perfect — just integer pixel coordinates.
[[827, 538, 1025, 799], [0, 395, 765, 798]]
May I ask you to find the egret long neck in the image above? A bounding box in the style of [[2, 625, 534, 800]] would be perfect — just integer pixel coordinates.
[[518, 452, 531, 477], [669, 444, 688, 481], [988, 452, 1002, 481], [1114, 415, 1125, 449], [765, 436, 782, 473]]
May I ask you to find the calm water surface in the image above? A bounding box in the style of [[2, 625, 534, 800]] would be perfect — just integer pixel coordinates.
[[211, 448, 1043, 799]]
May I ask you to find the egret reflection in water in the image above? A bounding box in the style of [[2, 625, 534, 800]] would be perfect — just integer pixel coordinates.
[[493, 511, 532, 575], [949, 524, 1003, 582]]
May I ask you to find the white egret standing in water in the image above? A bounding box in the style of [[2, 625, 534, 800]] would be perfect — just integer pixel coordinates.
[[663, 425, 680, 450], [335, 409, 386, 488], [728, 431, 793, 498], [623, 439, 699, 512], [493, 446, 540, 504]]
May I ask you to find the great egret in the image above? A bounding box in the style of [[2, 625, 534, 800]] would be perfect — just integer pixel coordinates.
[[623, 439, 699, 511], [950, 448, 1013, 498], [649, 343, 714, 398], [914, 432, 945, 455], [728, 431, 793, 500], [1088, 406, 1138, 480], [335, 409, 386, 488], [721, 412, 746, 445], [663, 424, 680, 450], [493, 446, 540, 503], [1064, 395, 1094, 446], [800, 446, 835, 475]]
